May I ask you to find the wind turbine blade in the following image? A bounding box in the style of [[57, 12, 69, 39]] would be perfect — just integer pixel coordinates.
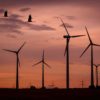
[[32, 61, 42, 67], [2, 49, 16, 53], [70, 35, 85, 38], [80, 44, 90, 57], [58, 17, 69, 35], [93, 64, 100, 67], [64, 38, 70, 56], [18, 42, 26, 52], [64, 44, 67, 56], [44, 62, 51, 68], [93, 44, 100, 47], [85, 26, 92, 42], [93, 64, 97, 67], [97, 64, 100, 67]]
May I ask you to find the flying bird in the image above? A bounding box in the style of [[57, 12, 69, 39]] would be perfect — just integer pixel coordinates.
[[4, 10, 8, 17], [28, 14, 32, 22]]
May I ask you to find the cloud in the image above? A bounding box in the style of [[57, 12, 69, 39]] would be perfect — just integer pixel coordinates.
[[0, 8, 4, 13], [0, 0, 100, 7], [66, 16, 76, 20], [0, 17, 24, 38], [6, 34, 17, 38], [0, 15, 55, 38], [20, 7, 31, 12], [29, 24, 55, 31], [0, 17, 55, 31], [9, 14, 22, 19], [0, 22, 21, 32], [0, 18, 22, 36], [1, 13, 55, 28], [60, 23, 74, 28]]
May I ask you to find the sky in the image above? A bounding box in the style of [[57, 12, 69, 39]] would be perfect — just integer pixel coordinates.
[[0, 0, 100, 88]]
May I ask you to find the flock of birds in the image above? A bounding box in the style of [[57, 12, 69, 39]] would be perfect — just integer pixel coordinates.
[[1, 10, 100, 89]]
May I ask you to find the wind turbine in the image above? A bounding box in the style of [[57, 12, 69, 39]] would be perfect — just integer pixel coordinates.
[[93, 64, 100, 87], [80, 26, 100, 88], [58, 17, 85, 89], [3, 42, 26, 89], [32, 50, 51, 89]]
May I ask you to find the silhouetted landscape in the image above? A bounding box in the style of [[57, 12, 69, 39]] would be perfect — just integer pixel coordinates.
[[0, 88, 100, 100]]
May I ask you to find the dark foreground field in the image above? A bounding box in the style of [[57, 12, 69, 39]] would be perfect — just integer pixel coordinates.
[[0, 88, 100, 100]]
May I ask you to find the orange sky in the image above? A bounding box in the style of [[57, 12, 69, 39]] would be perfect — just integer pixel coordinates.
[[0, 0, 100, 88]]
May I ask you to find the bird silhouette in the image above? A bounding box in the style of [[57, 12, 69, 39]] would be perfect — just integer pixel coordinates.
[[28, 14, 32, 22], [4, 10, 8, 17]]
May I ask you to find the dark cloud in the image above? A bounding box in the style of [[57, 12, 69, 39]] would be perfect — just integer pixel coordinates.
[[0, 0, 100, 7], [66, 16, 76, 20], [9, 14, 22, 19], [6, 34, 17, 38], [0, 18, 22, 36], [0, 8, 4, 13], [0, 22, 20, 29], [20, 7, 31, 12], [0, 17, 55, 31], [0, 22, 22, 38], [29, 24, 55, 31], [11, 30, 23, 34], [60, 23, 74, 28], [0, 15, 55, 38]]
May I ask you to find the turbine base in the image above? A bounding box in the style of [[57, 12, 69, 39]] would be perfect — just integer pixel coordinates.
[[89, 85, 95, 89]]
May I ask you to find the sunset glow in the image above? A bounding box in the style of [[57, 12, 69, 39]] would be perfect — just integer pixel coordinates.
[[0, 0, 100, 88]]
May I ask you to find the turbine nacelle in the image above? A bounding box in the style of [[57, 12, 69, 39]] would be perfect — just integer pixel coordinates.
[[63, 35, 85, 39], [63, 34, 85, 56], [63, 35, 70, 38]]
